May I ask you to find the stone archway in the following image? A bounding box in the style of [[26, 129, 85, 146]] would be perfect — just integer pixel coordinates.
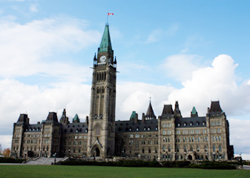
[[92, 146, 100, 157], [188, 155, 192, 160], [95, 147, 100, 157]]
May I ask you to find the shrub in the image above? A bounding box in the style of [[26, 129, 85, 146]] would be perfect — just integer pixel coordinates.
[[162, 161, 191, 168], [61, 159, 161, 167], [0, 157, 25, 163], [187, 161, 237, 169]]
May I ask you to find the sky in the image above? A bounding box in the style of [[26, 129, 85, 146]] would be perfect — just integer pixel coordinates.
[[0, 0, 250, 159]]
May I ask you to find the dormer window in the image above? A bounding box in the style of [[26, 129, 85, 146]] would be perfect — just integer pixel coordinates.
[[184, 123, 187, 126], [190, 122, 193, 126]]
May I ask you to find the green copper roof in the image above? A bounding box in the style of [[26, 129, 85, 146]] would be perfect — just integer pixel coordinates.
[[73, 114, 79, 121], [130, 111, 137, 120], [191, 107, 197, 114], [99, 24, 112, 53]]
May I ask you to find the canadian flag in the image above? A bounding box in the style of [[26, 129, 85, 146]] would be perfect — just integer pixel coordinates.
[[108, 13, 114, 15]]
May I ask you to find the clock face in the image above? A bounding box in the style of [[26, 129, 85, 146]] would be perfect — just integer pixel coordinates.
[[100, 55, 106, 63]]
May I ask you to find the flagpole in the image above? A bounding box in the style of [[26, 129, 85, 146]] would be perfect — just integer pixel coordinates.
[[107, 12, 108, 24]]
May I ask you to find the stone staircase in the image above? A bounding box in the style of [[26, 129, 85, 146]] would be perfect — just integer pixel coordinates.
[[25, 157, 67, 165]]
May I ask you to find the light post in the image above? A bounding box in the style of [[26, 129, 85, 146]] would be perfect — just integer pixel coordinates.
[[68, 149, 70, 158]]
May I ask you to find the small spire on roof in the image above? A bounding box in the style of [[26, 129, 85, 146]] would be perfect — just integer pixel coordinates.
[[191, 107, 198, 117], [145, 100, 156, 120]]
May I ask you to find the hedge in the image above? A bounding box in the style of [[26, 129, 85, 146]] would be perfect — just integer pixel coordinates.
[[61, 159, 238, 169], [61, 160, 161, 167], [0, 157, 25, 163], [187, 161, 237, 169], [162, 161, 191, 167]]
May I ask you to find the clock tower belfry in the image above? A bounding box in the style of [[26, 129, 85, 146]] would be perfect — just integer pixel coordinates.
[[87, 24, 117, 158]]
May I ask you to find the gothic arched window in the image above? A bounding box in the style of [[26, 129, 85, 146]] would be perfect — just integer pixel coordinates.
[[95, 125, 100, 136]]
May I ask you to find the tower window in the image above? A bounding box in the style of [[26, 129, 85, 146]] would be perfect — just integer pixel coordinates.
[[96, 126, 100, 135]]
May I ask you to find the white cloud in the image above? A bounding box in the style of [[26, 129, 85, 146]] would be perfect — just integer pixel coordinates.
[[166, 54, 250, 117], [0, 16, 101, 79], [162, 54, 203, 82], [117, 82, 174, 119], [0, 79, 91, 135], [165, 23, 179, 37], [229, 119, 250, 155], [146, 29, 163, 44], [0, 135, 12, 150], [29, 4, 38, 12], [146, 24, 179, 44]]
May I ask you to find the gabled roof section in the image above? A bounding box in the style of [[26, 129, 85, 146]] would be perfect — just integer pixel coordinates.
[[46, 112, 58, 123], [115, 119, 158, 133], [191, 107, 197, 114], [145, 101, 156, 119], [161, 104, 174, 117], [191, 106, 198, 117], [99, 24, 112, 53], [17, 114, 29, 124], [209, 101, 222, 113], [174, 101, 182, 118], [175, 117, 206, 128], [130, 111, 137, 120], [72, 114, 80, 123]]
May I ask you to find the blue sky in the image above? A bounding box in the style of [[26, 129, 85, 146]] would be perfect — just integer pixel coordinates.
[[0, 0, 250, 159]]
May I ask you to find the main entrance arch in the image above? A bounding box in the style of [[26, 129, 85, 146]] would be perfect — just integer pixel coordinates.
[[91, 146, 101, 157], [95, 147, 100, 157], [188, 155, 192, 160]]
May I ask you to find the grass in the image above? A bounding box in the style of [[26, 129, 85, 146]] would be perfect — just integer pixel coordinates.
[[0, 165, 249, 178]]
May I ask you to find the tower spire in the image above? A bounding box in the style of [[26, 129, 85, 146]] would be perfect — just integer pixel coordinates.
[[145, 99, 156, 120], [99, 24, 112, 53]]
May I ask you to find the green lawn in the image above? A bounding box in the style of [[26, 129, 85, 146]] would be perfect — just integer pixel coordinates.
[[0, 165, 249, 178]]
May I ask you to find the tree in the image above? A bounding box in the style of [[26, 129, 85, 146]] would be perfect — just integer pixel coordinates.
[[3, 148, 10, 157], [0, 144, 2, 155]]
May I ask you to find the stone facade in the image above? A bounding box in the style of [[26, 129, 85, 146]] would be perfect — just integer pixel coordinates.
[[11, 24, 234, 161]]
